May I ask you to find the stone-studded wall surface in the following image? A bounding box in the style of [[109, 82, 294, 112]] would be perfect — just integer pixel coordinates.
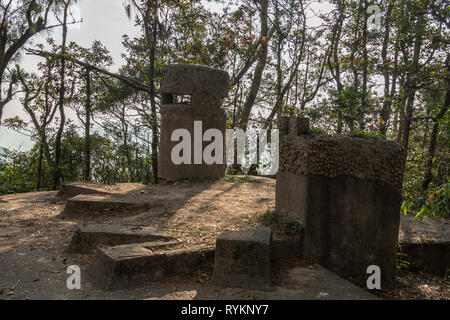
[[276, 116, 406, 286]]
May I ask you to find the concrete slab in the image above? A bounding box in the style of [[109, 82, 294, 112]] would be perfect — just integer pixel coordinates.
[[399, 215, 450, 276], [62, 195, 157, 216], [88, 243, 215, 290], [66, 224, 175, 254], [58, 182, 110, 198], [0, 246, 380, 300], [267, 264, 380, 300]]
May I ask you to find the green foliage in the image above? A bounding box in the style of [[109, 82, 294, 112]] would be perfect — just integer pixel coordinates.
[[0, 127, 155, 194], [259, 209, 278, 225], [223, 174, 262, 184], [280, 221, 303, 237], [0, 148, 38, 194], [309, 128, 328, 135], [402, 101, 449, 220], [396, 251, 410, 271], [258, 209, 303, 237], [402, 182, 450, 220], [349, 130, 387, 140]]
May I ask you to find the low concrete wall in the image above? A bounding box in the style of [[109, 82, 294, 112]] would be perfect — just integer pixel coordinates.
[[401, 242, 450, 276], [302, 175, 401, 284], [276, 116, 405, 285], [88, 244, 215, 290]]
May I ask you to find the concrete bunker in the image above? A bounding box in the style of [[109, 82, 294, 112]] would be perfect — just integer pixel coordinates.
[[158, 64, 230, 181], [275, 116, 406, 285]]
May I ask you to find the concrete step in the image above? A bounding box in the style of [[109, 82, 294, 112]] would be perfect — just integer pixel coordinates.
[[62, 195, 159, 217], [58, 182, 110, 198], [88, 242, 214, 290], [212, 228, 272, 291], [399, 241, 449, 276], [268, 264, 380, 300], [66, 224, 175, 254], [399, 214, 450, 276]]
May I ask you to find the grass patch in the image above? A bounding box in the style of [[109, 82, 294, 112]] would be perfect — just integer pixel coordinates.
[[223, 174, 263, 184], [258, 209, 303, 237], [197, 257, 214, 280]]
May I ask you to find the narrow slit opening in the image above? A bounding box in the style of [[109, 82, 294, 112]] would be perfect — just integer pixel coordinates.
[[162, 93, 192, 105]]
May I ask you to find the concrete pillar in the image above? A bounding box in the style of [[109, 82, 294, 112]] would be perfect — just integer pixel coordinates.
[[158, 64, 230, 181]]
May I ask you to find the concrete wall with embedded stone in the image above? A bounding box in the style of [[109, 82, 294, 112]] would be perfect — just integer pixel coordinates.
[[275, 116, 405, 285], [158, 64, 230, 181]]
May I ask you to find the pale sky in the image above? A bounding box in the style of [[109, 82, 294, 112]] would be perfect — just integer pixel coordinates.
[[0, 0, 223, 150]]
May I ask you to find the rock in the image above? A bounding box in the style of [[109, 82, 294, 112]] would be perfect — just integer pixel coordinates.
[[212, 228, 272, 291]]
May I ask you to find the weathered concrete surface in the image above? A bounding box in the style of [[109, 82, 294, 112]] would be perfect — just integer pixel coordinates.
[[277, 117, 405, 193], [160, 64, 229, 102], [212, 228, 272, 291], [0, 245, 380, 300], [88, 243, 215, 290], [66, 224, 175, 254], [269, 264, 379, 300], [158, 64, 230, 182], [400, 215, 450, 276], [271, 235, 303, 260], [62, 195, 157, 217], [276, 116, 405, 286], [275, 171, 308, 224], [400, 242, 449, 276], [58, 182, 110, 198], [301, 175, 402, 285]]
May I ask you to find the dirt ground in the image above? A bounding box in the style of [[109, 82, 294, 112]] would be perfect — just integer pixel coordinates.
[[0, 178, 448, 300]]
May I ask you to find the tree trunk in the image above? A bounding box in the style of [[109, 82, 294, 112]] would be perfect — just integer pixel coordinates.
[[264, 3, 307, 129], [328, 0, 345, 133], [0, 1, 53, 124], [422, 55, 450, 191], [239, 0, 269, 131], [379, 2, 395, 135], [53, 2, 69, 190], [84, 68, 91, 181], [36, 133, 44, 190], [401, 13, 424, 158], [145, 1, 159, 184], [359, 0, 369, 131]]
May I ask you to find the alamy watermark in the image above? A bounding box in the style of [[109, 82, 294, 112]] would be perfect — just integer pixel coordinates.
[[170, 121, 279, 176], [66, 265, 81, 290], [367, 5, 382, 30], [366, 265, 381, 290]]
